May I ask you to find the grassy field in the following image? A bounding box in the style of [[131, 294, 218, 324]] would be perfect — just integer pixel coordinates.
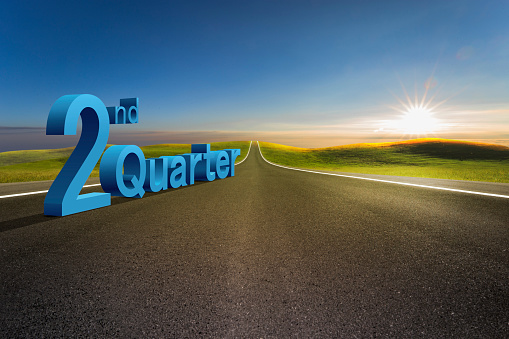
[[259, 138, 509, 183], [2, 139, 508, 184], [0, 141, 251, 183]]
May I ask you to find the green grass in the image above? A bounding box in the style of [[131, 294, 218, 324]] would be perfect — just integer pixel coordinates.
[[140, 141, 251, 160], [3, 139, 508, 183], [259, 138, 509, 183], [0, 141, 251, 183], [0, 147, 75, 167]]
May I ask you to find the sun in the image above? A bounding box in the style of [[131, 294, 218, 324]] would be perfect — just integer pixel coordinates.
[[381, 76, 448, 137], [397, 104, 440, 135]]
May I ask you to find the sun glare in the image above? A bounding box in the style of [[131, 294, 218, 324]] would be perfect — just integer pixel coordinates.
[[380, 75, 448, 137], [396, 105, 439, 134]]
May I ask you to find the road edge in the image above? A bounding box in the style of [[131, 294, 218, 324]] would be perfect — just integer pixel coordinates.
[[257, 141, 509, 199]]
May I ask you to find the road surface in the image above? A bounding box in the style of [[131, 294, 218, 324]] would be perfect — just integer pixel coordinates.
[[1, 142, 508, 337]]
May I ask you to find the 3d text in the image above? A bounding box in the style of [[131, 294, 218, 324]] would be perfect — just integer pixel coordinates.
[[44, 94, 240, 216]]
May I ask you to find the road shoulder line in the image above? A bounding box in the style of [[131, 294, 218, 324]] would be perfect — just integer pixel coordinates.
[[0, 184, 102, 199], [257, 141, 509, 199], [235, 141, 252, 165], [0, 141, 253, 199]]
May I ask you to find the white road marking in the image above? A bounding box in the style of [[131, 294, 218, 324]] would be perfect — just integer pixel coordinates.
[[235, 140, 252, 165], [257, 141, 509, 200], [0, 184, 102, 199], [0, 141, 254, 199]]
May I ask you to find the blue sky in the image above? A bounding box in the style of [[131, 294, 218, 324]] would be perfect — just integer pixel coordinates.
[[1, 0, 508, 151]]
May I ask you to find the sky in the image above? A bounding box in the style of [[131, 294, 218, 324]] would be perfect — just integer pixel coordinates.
[[1, 0, 509, 152]]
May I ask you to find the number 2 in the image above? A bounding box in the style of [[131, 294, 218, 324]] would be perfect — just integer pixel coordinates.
[[44, 94, 111, 216]]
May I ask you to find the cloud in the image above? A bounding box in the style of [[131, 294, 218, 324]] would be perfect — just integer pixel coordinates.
[[108, 129, 509, 148], [2, 113, 508, 153], [0, 126, 46, 134]]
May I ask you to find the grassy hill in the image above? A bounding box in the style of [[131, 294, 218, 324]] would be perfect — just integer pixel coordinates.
[[0, 141, 251, 183], [1, 139, 508, 184], [259, 138, 509, 183]]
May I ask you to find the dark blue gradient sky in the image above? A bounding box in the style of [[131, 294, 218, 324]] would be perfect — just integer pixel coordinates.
[[1, 0, 508, 151]]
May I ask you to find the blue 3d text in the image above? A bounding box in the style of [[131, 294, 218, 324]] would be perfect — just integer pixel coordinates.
[[44, 94, 240, 216]]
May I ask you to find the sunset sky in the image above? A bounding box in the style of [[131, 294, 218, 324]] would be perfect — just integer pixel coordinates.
[[1, 0, 508, 152]]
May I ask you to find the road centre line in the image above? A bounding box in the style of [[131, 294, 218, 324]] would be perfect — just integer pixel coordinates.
[[256, 141, 509, 200], [0, 141, 253, 199]]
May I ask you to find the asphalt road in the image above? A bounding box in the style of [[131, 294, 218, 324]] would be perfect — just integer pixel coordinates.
[[1, 142, 508, 338]]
